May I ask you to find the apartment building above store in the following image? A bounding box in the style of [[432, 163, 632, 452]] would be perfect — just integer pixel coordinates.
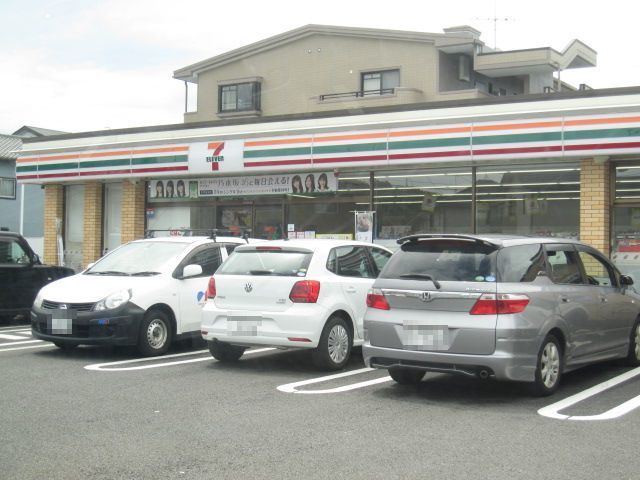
[[174, 24, 596, 123]]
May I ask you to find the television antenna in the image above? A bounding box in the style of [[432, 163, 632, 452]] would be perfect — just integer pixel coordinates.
[[474, 0, 512, 49]]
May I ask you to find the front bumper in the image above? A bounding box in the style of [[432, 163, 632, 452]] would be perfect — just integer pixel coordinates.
[[31, 301, 146, 346]]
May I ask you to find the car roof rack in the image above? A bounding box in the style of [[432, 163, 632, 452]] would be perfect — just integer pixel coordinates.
[[144, 228, 252, 243], [397, 234, 499, 247]]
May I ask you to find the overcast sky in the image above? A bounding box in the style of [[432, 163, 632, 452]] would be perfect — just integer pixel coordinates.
[[1, 0, 637, 135]]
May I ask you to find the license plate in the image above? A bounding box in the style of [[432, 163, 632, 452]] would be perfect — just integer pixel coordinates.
[[227, 314, 262, 336], [51, 317, 73, 335], [401, 322, 449, 350]]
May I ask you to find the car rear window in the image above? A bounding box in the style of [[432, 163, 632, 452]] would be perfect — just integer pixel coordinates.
[[218, 250, 313, 276], [380, 239, 498, 282]]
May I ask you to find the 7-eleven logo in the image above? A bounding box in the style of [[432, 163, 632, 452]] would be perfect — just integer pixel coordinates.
[[206, 142, 225, 171]]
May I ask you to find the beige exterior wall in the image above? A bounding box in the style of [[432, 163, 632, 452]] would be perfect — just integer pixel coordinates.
[[121, 180, 146, 243], [187, 35, 441, 122], [580, 158, 611, 256], [43, 184, 64, 265], [83, 182, 103, 267]]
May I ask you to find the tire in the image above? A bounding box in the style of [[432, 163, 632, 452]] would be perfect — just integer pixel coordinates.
[[388, 367, 425, 385], [208, 340, 246, 362], [625, 319, 640, 367], [530, 334, 563, 397], [53, 342, 78, 350], [137, 310, 172, 357], [311, 315, 353, 370]]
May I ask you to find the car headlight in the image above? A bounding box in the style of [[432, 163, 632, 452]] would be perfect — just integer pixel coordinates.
[[94, 289, 132, 311], [33, 290, 44, 309]]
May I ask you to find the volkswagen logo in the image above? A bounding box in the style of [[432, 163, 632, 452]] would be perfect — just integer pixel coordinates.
[[244, 283, 253, 293], [420, 292, 433, 302]]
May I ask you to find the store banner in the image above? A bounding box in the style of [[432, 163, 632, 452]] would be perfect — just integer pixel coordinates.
[[149, 179, 199, 200], [355, 211, 374, 243], [198, 172, 337, 197]]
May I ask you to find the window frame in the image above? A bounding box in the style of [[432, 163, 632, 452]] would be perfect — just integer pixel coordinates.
[[326, 245, 376, 278], [360, 69, 400, 95], [0, 177, 16, 199], [367, 247, 392, 276], [173, 244, 223, 279], [575, 245, 619, 288], [218, 82, 261, 113]]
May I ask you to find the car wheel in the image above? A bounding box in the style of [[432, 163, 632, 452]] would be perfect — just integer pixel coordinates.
[[53, 342, 78, 350], [311, 315, 353, 370], [208, 340, 246, 362], [137, 310, 172, 357], [625, 319, 640, 367], [388, 367, 425, 385], [530, 334, 562, 397]]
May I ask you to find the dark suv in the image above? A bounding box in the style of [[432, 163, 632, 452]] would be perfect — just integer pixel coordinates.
[[0, 230, 74, 323]]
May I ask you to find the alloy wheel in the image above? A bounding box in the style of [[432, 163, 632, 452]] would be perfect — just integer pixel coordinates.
[[540, 342, 560, 389], [327, 324, 349, 364]]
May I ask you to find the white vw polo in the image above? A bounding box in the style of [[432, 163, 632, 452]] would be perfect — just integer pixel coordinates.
[[200, 239, 393, 369], [31, 233, 256, 356]]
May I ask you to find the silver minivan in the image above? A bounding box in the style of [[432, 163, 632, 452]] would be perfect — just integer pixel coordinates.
[[362, 234, 640, 395]]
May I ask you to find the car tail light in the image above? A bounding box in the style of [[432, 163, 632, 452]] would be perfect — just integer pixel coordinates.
[[205, 277, 216, 300], [469, 293, 529, 315], [366, 288, 390, 310], [289, 280, 320, 303]]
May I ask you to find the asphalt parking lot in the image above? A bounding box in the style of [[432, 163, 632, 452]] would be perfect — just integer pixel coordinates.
[[2, 323, 640, 480]]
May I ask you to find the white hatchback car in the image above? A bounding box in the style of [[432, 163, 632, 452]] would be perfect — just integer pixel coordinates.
[[31, 233, 257, 356], [200, 239, 393, 369]]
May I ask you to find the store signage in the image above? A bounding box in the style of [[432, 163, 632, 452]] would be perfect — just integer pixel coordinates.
[[198, 172, 337, 197], [188, 140, 244, 174]]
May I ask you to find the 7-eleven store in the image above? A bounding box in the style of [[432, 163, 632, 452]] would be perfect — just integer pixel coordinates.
[[16, 87, 640, 276]]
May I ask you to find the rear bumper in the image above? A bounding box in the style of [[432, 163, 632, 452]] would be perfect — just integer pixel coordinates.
[[31, 302, 146, 346], [362, 337, 538, 382]]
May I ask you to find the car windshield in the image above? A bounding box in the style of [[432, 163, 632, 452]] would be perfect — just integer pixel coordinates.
[[85, 241, 190, 275], [218, 250, 312, 276], [381, 239, 498, 282]]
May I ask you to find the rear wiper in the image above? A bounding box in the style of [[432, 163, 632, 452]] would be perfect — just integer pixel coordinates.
[[249, 270, 276, 275], [398, 273, 441, 289], [130, 271, 161, 276], [85, 270, 130, 276]]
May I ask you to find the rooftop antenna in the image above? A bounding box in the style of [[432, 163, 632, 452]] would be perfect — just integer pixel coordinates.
[[474, 0, 512, 49]]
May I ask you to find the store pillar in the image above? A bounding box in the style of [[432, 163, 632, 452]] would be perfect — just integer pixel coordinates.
[[43, 184, 64, 265], [83, 182, 103, 267], [121, 180, 146, 243], [580, 158, 612, 256]]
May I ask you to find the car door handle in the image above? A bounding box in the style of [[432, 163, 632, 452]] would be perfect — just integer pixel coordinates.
[[346, 287, 357, 293], [560, 296, 570, 303]]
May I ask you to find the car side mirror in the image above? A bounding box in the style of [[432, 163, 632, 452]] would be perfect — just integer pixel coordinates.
[[621, 275, 634, 286], [32, 254, 41, 265], [182, 264, 203, 279]]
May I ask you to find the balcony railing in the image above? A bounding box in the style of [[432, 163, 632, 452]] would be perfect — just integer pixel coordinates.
[[319, 88, 395, 101]]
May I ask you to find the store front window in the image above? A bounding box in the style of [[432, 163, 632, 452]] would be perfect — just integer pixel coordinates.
[[613, 163, 640, 281], [64, 184, 84, 271], [475, 163, 580, 238], [374, 168, 472, 240]]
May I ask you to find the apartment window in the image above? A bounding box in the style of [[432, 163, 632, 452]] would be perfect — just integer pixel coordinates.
[[218, 82, 261, 113], [458, 56, 471, 82], [0, 177, 16, 199], [361, 69, 399, 95]]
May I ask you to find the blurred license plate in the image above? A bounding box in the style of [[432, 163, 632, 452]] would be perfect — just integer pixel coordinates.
[[227, 314, 262, 336], [401, 322, 449, 350], [51, 316, 73, 335]]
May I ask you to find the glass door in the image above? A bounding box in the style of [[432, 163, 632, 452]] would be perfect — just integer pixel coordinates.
[[253, 204, 283, 239]]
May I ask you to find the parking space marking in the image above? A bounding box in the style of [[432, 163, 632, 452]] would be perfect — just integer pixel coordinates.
[[0, 344, 55, 352], [538, 366, 640, 421], [0, 340, 43, 347], [277, 367, 392, 394], [0, 333, 32, 340], [84, 347, 276, 372]]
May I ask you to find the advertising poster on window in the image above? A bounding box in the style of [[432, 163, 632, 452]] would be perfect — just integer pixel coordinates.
[[198, 172, 336, 197], [148, 179, 198, 200], [355, 211, 374, 243]]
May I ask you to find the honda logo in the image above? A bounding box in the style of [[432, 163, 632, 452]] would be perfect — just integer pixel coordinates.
[[420, 292, 433, 302], [244, 283, 253, 293]]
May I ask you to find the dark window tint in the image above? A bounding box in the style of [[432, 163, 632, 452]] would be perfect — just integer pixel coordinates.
[[369, 247, 392, 275], [381, 239, 497, 282], [0, 239, 29, 265], [497, 244, 546, 282], [183, 247, 223, 277], [218, 250, 312, 276], [328, 246, 375, 278], [577, 250, 617, 287], [545, 246, 583, 284], [219, 82, 261, 112]]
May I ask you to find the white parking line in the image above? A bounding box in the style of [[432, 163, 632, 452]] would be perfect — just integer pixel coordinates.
[[277, 367, 392, 394], [538, 366, 640, 421], [0, 344, 55, 352], [84, 347, 276, 372], [0, 333, 31, 340], [0, 339, 43, 347]]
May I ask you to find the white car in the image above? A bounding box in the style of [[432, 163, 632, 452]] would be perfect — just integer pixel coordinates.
[[200, 239, 393, 369], [31, 234, 257, 356]]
